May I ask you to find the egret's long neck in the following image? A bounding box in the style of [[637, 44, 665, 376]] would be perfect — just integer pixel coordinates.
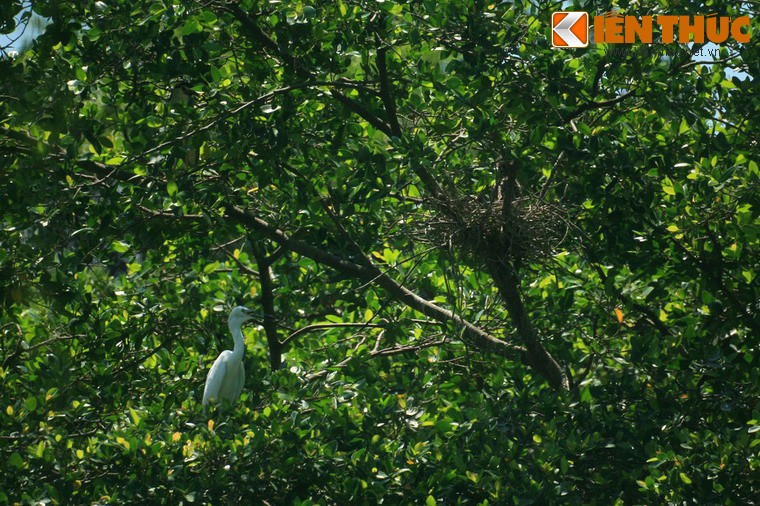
[[229, 320, 245, 361]]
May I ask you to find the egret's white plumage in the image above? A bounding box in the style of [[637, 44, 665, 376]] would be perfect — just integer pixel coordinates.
[[202, 306, 256, 408]]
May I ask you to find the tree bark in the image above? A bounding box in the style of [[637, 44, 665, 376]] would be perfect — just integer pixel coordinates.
[[487, 258, 568, 390]]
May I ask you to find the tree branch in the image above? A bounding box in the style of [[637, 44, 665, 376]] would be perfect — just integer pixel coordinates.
[[224, 6, 448, 202], [281, 322, 383, 347], [561, 89, 636, 124], [376, 41, 402, 137], [329, 89, 393, 136], [305, 334, 447, 381], [487, 258, 569, 390], [225, 206, 530, 363], [253, 251, 283, 370]]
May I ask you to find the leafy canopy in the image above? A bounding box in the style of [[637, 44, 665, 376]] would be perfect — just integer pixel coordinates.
[[1, 0, 758, 503]]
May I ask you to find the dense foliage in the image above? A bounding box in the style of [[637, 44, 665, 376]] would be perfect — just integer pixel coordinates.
[[1, 0, 758, 503]]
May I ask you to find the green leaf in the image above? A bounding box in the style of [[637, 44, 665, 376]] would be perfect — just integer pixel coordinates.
[[10, 452, 24, 469], [197, 10, 217, 24], [24, 397, 37, 412], [105, 156, 125, 165], [182, 18, 202, 35], [111, 240, 130, 253]]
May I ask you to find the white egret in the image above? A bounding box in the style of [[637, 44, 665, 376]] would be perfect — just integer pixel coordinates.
[[202, 306, 257, 408]]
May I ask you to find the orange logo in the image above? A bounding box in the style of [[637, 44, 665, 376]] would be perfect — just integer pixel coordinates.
[[593, 13, 751, 44], [552, 12, 589, 48], [552, 11, 751, 47]]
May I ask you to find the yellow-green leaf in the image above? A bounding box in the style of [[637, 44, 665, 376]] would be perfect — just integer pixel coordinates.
[[129, 407, 141, 425], [116, 436, 130, 450]]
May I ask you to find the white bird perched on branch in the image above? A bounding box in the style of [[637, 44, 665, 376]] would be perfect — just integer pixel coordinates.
[[202, 306, 257, 409]]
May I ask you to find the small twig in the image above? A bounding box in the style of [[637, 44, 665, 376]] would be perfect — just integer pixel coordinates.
[[281, 322, 383, 347], [562, 89, 637, 123], [225, 249, 259, 277], [135, 204, 205, 220], [305, 336, 368, 380], [210, 235, 247, 252], [370, 338, 447, 357], [372, 330, 385, 353], [538, 150, 565, 200]]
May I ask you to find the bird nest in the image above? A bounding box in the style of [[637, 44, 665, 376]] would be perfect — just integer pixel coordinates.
[[424, 193, 567, 266]]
